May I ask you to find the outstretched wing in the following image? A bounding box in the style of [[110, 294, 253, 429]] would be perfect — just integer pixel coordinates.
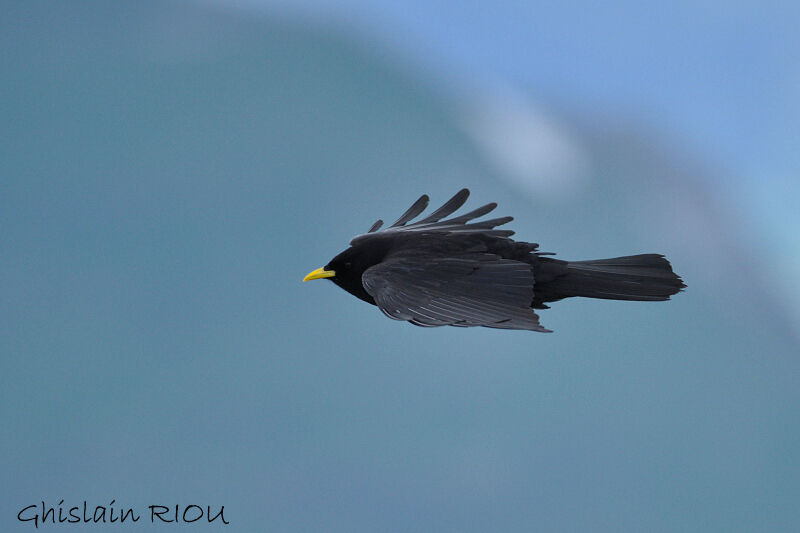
[[357, 188, 516, 244], [361, 252, 550, 332]]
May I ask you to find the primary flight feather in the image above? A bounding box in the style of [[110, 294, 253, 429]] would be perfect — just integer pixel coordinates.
[[303, 189, 685, 332]]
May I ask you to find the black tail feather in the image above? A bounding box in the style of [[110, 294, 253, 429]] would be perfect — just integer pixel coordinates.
[[537, 254, 685, 304]]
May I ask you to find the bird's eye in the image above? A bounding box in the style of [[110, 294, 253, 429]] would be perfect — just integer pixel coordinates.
[[345, 262, 352, 269]]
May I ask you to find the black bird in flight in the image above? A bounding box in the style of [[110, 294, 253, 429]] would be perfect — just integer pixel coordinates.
[[304, 189, 685, 332]]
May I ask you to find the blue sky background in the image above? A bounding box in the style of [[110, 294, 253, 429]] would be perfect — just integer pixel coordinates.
[[2, 1, 799, 531], [221, 0, 800, 326], [231, 0, 800, 176]]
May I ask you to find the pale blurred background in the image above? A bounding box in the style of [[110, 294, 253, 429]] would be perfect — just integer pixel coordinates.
[[2, 1, 799, 531]]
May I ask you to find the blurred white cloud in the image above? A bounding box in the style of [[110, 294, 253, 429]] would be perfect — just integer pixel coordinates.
[[458, 84, 591, 201]]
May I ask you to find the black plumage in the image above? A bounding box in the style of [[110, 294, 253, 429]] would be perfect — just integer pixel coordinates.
[[303, 189, 685, 332]]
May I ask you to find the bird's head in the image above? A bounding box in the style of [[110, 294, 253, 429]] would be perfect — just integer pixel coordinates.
[[303, 241, 391, 304]]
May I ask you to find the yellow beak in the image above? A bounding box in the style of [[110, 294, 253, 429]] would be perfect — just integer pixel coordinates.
[[303, 267, 336, 282]]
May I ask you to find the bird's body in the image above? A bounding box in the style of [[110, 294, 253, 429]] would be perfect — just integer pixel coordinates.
[[304, 189, 685, 332]]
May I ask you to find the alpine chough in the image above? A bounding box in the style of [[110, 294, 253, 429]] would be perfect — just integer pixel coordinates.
[[304, 189, 685, 332]]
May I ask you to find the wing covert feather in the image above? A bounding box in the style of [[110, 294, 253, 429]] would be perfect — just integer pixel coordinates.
[[361, 254, 550, 332]]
